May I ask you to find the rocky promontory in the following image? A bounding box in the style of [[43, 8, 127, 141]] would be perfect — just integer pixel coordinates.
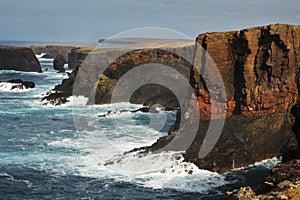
[[0, 46, 41, 72], [43, 24, 300, 175], [171, 23, 300, 173]]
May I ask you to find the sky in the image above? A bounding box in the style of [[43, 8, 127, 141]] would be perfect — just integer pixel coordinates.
[[0, 0, 299, 42]]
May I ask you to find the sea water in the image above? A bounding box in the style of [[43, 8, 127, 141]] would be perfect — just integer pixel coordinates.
[[0, 55, 280, 199]]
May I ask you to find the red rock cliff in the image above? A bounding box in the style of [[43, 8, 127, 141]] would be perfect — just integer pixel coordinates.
[[152, 24, 300, 173]]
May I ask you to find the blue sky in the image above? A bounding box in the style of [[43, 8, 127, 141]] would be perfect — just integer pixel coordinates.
[[0, 0, 299, 42]]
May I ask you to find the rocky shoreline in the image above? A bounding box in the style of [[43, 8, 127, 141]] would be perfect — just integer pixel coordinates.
[[223, 149, 300, 199], [1, 24, 300, 199], [42, 24, 300, 174]]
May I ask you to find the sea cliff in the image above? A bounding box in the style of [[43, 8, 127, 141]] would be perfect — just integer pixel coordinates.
[[43, 24, 300, 174], [0, 46, 41, 72]]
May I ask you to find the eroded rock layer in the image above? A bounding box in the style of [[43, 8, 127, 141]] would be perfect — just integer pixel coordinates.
[[151, 24, 300, 173]]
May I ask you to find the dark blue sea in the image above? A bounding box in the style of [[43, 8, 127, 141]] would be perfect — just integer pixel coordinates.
[[0, 51, 280, 199]]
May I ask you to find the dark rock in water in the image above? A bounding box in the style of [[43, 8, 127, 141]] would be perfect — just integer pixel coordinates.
[[53, 54, 66, 72], [42, 91, 69, 106], [6, 79, 35, 90], [41, 70, 77, 105], [0, 46, 41, 72]]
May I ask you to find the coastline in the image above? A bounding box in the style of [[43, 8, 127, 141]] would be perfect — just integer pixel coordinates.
[[0, 23, 299, 198]]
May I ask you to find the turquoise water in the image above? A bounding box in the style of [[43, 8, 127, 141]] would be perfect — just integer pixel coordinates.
[[0, 57, 278, 199]]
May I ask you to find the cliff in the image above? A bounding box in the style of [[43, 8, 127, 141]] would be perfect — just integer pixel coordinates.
[[150, 24, 300, 173], [43, 24, 300, 173], [0, 46, 41, 72]]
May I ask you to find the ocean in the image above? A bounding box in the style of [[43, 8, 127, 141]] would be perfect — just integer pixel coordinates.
[[0, 52, 280, 199]]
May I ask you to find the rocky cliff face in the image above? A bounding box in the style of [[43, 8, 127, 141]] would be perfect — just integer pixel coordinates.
[[67, 47, 92, 69], [43, 24, 300, 173], [152, 24, 300, 173], [0, 46, 41, 72]]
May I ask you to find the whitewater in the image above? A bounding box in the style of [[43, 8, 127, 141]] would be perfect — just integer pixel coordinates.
[[0, 56, 280, 199]]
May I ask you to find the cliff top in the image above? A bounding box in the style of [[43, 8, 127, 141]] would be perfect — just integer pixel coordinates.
[[198, 23, 300, 38]]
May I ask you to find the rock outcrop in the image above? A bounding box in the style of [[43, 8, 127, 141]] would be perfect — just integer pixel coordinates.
[[53, 54, 66, 72], [179, 24, 300, 173], [0, 46, 41, 72], [43, 24, 300, 174], [67, 47, 92, 69], [7, 79, 35, 89]]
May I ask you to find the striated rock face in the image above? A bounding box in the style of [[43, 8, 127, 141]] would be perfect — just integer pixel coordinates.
[[151, 24, 300, 173], [43, 24, 300, 173], [0, 46, 41, 72]]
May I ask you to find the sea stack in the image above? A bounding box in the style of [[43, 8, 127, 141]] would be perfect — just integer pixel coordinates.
[[0, 46, 42, 72]]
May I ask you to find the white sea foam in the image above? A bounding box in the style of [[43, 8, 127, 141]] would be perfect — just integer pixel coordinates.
[[67, 95, 89, 106], [230, 157, 281, 172], [36, 53, 54, 62], [76, 150, 227, 193], [45, 103, 228, 193], [35, 53, 46, 59]]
